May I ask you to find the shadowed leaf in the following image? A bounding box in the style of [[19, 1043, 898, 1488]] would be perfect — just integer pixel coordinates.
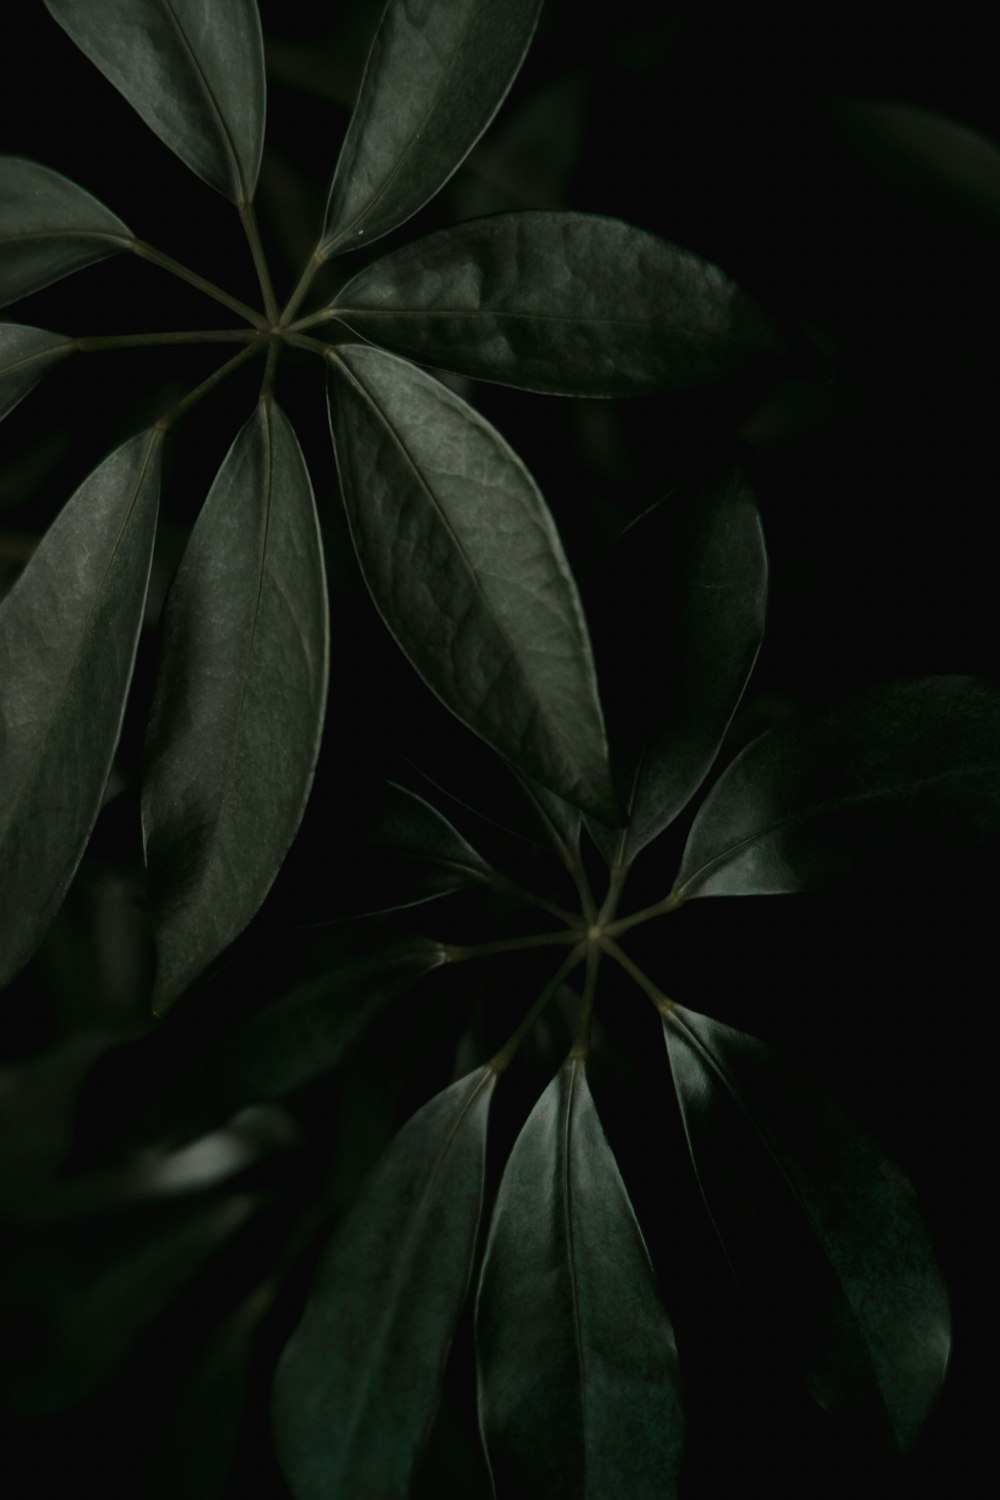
[[0, 324, 74, 422], [273, 1066, 496, 1500], [143, 400, 329, 1014], [0, 157, 131, 309], [0, 430, 161, 989], [44, 0, 266, 203], [477, 1058, 682, 1498], [328, 345, 618, 822], [335, 212, 786, 394]]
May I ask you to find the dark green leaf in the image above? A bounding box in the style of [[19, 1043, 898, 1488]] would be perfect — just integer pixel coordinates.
[[328, 346, 618, 822], [590, 458, 767, 864], [335, 212, 787, 393], [662, 1003, 950, 1449], [319, 0, 544, 257], [143, 400, 329, 1014], [44, 0, 265, 204], [0, 156, 131, 309], [675, 675, 1000, 898], [273, 1066, 496, 1500], [477, 1058, 682, 1498], [0, 429, 161, 989], [0, 324, 74, 422]]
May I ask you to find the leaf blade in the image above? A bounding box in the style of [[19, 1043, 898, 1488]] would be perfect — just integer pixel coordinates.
[[327, 345, 618, 822], [142, 400, 329, 1013], [0, 324, 74, 422], [0, 157, 131, 309], [272, 1066, 496, 1500], [477, 1059, 683, 1498], [44, 0, 265, 203], [0, 430, 162, 988], [335, 212, 787, 394], [320, 0, 544, 257]]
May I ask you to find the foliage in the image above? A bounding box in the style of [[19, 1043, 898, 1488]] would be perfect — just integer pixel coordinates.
[[1, 1, 993, 1495]]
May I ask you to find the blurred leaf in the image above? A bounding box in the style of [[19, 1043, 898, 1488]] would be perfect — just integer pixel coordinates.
[[590, 458, 767, 864], [675, 676, 1000, 897], [273, 1066, 496, 1500], [143, 401, 328, 1014], [0, 430, 161, 989], [0, 324, 73, 422], [662, 1003, 950, 1449], [44, 0, 266, 204], [335, 212, 786, 394], [0, 156, 131, 308], [477, 1058, 682, 1498], [319, 0, 544, 257], [328, 345, 618, 822]]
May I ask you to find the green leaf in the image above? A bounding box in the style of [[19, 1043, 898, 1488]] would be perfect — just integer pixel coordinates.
[[661, 1004, 950, 1449], [590, 458, 767, 864], [319, 0, 544, 257], [0, 430, 161, 989], [0, 157, 131, 309], [328, 346, 618, 823], [273, 1066, 496, 1500], [0, 324, 74, 422], [477, 1058, 683, 1498], [334, 212, 787, 394], [143, 400, 329, 1014], [44, 0, 265, 204], [675, 675, 1000, 898]]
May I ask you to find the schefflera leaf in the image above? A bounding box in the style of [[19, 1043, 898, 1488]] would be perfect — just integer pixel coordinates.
[[142, 400, 328, 1014], [0, 157, 131, 309], [347, 781, 498, 917], [674, 675, 1000, 898], [319, 0, 545, 257], [328, 346, 619, 823], [0, 325, 74, 422], [477, 1059, 683, 1499], [0, 430, 162, 988], [44, 0, 265, 205], [334, 212, 787, 395], [590, 457, 767, 865], [661, 1004, 950, 1449], [272, 1066, 496, 1500]]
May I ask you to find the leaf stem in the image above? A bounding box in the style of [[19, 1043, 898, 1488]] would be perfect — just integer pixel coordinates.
[[239, 203, 280, 325], [570, 942, 602, 1059], [75, 330, 258, 352], [287, 309, 334, 334], [131, 239, 267, 328], [442, 928, 581, 963], [600, 936, 671, 1013], [156, 337, 266, 431], [603, 888, 683, 938], [490, 874, 582, 928], [596, 862, 630, 927], [260, 336, 280, 401], [490, 945, 586, 1074], [282, 331, 336, 358], [280, 249, 326, 327]]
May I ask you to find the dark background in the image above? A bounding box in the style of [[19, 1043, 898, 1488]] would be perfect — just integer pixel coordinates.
[[0, 2, 994, 1495]]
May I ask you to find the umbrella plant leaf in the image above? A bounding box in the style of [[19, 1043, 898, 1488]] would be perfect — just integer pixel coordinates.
[[0, 324, 74, 423], [0, 157, 131, 309], [477, 1058, 683, 1498], [327, 345, 618, 823], [0, 429, 162, 988], [675, 675, 1000, 897], [319, 0, 545, 257], [661, 1003, 950, 1449], [272, 1066, 496, 1500], [44, 0, 266, 204], [334, 212, 787, 394]]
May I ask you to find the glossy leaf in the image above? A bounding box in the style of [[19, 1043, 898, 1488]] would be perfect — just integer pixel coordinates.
[[662, 1003, 950, 1449], [335, 212, 786, 394], [143, 400, 329, 1014], [273, 1066, 496, 1500], [0, 430, 161, 989], [328, 345, 618, 822], [590, 458, 767, 864], [0, 324, 74, 422], [0, 157, 131, 309], [675, 675, 1000, 898], [319, 0, 544, 257], [477, 1059, 682, 1498], [44, 0, 265, 204]]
